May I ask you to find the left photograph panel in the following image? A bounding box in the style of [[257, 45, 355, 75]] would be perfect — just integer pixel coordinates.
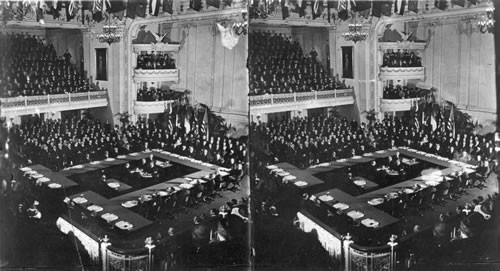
[[0, 0, 250, 270]]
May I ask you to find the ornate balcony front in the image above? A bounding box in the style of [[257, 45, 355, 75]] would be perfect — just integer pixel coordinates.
[[132, 43, 180, 53], [379, 97, 423, 112], [133, 100, 176, 115], [0, 91, 108, 117], [250, 89, 354, 115], [133, 69, 179, 83], [378, 41, 426, 51], [379, 67, 425, 81]]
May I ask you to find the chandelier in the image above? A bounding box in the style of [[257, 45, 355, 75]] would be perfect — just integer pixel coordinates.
[[342, 14, 368, 43], [478, 6, 495, 34], [97, 15, 122, 45]]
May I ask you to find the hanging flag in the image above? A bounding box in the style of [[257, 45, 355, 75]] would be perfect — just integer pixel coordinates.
[[36, 1, 45, 24], [190, 0, 202, 11], [136, 0, 147, 17], [353, 0, 371, 11], [184, 116, 191, 134], [127, 0, 138, 18], [338, 0, 348, 21], [107, 0, 126, 13], [297, 0, 306, 18], [312, 0, 324, 20], [149, 0, 160, 15], [448, 105, 455, 138], [206, 0, 220, 8], [201, 108, 209, 138], [451, 0, 465, 7], [216, 23, 240, 50], [381, 1, 392, 16], [162, 0, 173, 14], [408, 0, 418, 13], [394, 0, 406, 15], [175, 113, 181, 129], [430, 113, 437, 131], [435, 0, 447, 10], [282, 0, 290, 20]]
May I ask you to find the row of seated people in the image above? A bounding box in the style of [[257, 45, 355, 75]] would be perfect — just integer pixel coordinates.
[[251, 115, 495, 170], [155, 199, 249, 269], [136, 52, 176, 70], [382, 49, 422, 68], [383, 85, 426, 99], [136, 87, 184, 102], [401, 194, 498, 268], [248, 31, 337, 96], [0, 32, 98, 97], [10, 116, 247, 171]]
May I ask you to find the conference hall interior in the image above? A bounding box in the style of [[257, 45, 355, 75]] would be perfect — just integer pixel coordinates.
[[248, 0, 499, 271], [0, 0, 499, 271], [0, 0, 250, 270]]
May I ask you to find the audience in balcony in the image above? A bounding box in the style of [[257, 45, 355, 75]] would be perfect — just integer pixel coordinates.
[[382, 49, 422, 68], [136, 86, 184, 102], [383, 85, 426, 99], [0, 32, 98, 98], [11, 116, 246, 172], [136, 52, 176, 70], [248, 31, 337, 96]]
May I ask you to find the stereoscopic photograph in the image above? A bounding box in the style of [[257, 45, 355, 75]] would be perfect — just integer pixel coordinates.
[[0, 1, 499, 271]]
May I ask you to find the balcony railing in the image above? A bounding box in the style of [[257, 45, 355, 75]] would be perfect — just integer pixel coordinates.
[[133, 100, 176, 115], [249, 89, 354, 114], [0, 91, 108, 117], [133, 69, 179, 83], [379, 97, 423, 112]]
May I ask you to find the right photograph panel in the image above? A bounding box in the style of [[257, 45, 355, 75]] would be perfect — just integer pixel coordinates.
[[248, 1, 499, 270]]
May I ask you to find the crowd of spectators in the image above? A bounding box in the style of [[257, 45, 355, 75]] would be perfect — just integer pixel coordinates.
[[383, 85, 427, 99], [248, 31, 337, 96], [0, 32, 98, 98], [382, 49, 422, 68], [10, 116, 247, 172], [136, 86, 184, 102], [251, 114, 495, 170], [136, 52, 176, 70]]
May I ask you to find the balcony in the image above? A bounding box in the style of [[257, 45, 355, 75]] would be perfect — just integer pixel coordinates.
[[133, 100, 176, 115], [379, 67, 425, 81], [132, 43, 180, 53], [379, 97, 423, 112], [133, 69, 179, 83], [0, 91, 108, 117], [250, 89, 354, 115]]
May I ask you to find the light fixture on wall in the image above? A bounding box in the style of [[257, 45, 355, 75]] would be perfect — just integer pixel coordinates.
[[478, 6, 495, 34], [97, 15, 122, 45], [342, 14, 368, 43]]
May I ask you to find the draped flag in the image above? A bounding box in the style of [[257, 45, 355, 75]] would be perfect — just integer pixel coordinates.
[[312, 0, 324, 20], [451, 0, 465, 7], [217, 23, 240, 50], [184, 116, 191, 134], [36, 0, 45, 24], [282, 0, 290, 20], [149, 0, 160, 15], [206, 0, 220, 8], [435, 0, 447, 10], [394, 0, 406, 15], [163, 0, 173, 14], [136, 0, 147, 17], [127, 0, 138, 18], [430, 113, 437, 131], [201, 108, 209, 139], [297, 0, 306, 18], [414, 101, 419, 130], [338, 0, 348, 21], [190, 0, 202, 11], [408, 0, 418, 13]]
